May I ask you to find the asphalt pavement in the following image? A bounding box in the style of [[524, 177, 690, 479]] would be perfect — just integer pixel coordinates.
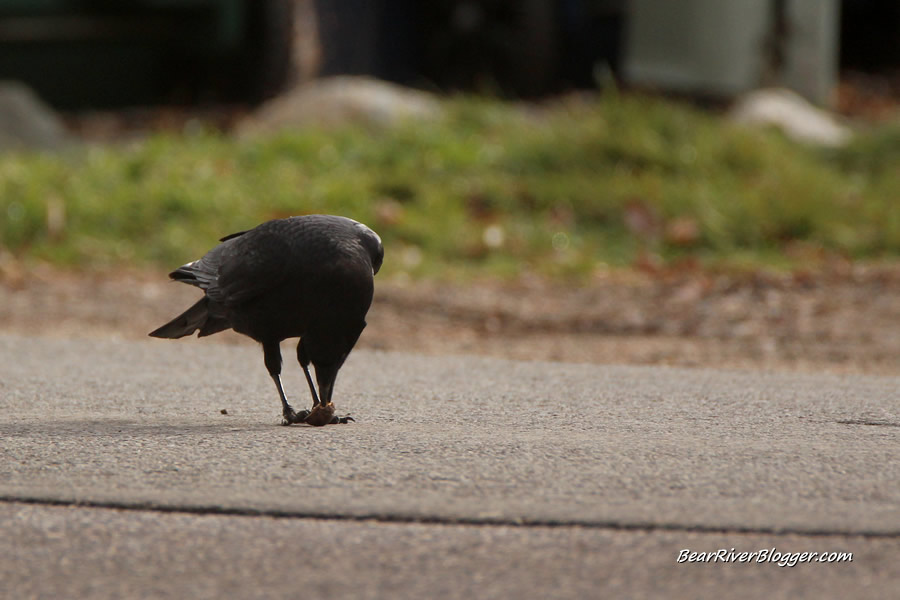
[[1, 332, 898, 598]]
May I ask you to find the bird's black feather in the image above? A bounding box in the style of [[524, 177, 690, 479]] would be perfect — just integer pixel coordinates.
[[149, 214, 383, 425]]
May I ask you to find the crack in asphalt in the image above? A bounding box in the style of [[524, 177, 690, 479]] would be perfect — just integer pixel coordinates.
[[836, 419, 900, 428], [2, 495, 898, 539]]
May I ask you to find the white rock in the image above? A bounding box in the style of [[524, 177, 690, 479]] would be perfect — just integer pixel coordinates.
[[729, 88, 851, 147]]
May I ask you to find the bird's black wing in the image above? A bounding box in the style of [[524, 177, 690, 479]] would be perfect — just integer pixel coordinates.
[[168, 252, 222, 291], [205, 226, 292, 306], [219, 229, 249, 242], [167, 227, 253, 291], [168, 226, 288, 306]]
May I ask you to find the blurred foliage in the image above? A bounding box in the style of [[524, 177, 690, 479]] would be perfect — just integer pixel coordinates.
[[1, 92, 899, 279]]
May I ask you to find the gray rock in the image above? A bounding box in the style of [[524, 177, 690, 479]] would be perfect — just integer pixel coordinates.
[[0, 81, 70, 152], [237, 76, 443, 136]]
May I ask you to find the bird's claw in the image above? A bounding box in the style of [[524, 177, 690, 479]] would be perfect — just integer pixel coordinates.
[[281, 407, 310, 426], [281, 404, 353, 426]]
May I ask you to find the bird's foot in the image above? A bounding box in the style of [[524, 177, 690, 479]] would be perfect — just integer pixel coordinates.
[[302, 402, 354, 426], [280, 406, 311, 426]]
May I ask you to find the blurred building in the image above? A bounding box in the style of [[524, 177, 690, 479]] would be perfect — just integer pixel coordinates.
[[0, 0, 896, 108], [624, 0, 839, 104], [307, 0, 900, 106], [0, 0, 293, 108], [314, 0, 626, 98]]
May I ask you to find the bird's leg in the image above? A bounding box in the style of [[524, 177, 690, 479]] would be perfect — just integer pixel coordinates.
[[263, 342, 307, 425], [297, 340, 321, 408], [302, 364, 320, 406], [270, 372, 307, 426]]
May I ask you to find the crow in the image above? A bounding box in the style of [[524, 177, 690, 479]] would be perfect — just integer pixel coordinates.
[[149, 215, 383, 426]]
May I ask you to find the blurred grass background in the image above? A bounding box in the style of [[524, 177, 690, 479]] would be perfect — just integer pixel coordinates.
[[1, 92, 899, 279]]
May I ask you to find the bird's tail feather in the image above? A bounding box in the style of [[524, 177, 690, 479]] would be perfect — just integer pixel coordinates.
[[149, 297, 227, 339]]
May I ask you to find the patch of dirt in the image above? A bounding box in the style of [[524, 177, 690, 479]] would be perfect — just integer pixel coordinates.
[[2, 263, 899, 376]]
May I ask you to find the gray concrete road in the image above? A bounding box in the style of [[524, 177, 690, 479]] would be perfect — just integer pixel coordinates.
[[1, 333, 898, 598]]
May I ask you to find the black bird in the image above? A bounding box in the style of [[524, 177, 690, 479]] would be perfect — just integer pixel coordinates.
[[149, 215, 383, 426]]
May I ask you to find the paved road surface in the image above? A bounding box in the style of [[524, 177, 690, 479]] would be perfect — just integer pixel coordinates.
[[1, 333, 898, 598]]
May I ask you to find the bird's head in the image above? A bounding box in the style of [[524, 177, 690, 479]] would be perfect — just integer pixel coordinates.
[[355, 221, 384, 275]]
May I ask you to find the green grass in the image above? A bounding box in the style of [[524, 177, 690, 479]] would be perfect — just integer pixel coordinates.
[[1, 92, 899, 279]]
